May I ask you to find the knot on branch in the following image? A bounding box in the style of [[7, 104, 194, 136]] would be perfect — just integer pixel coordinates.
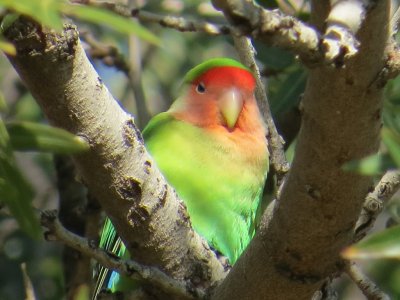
[[116, 176, 142, 201], [122, 118, 143, 147], [4, 17, 78, 59], [363, 196, 383, 213], [322, 25, 360, 67], [128, 204, 151, 227], [41, 210, 59, 241]]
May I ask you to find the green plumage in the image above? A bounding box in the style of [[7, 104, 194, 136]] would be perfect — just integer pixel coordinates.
[[143, 113, 267, 262]]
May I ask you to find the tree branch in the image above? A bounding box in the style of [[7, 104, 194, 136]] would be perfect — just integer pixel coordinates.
[[126, 21, 151, 129], [80, 1, 232, 35], [345, 262, 390, 300], [211, 1, 390, 299], [132, 9, 232, 36], [81, 0, 360, 67], [211, 0, 379, 68], [41, 210, 202, 299], [211, 0, 321, 65], [380, 42, 400, 83], [355, 170, 400, 241], [322, 0, 367, 67], [81, 30, 131, 75], [3, 18, 227, 299], [371, 7, 400, 84], [233, 35, 289, 179]]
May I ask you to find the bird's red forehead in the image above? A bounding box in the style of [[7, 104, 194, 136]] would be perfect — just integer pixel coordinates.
[[193, 66, 256, 91]]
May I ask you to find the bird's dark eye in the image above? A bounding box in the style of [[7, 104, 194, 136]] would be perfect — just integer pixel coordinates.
[[196, 82, 206, 94]]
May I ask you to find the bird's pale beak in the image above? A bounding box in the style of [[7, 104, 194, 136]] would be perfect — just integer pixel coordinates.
[[219, 88, 243, 129]]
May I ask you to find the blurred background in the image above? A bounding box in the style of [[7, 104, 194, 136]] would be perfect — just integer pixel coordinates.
[[1, 0, 400, 299]]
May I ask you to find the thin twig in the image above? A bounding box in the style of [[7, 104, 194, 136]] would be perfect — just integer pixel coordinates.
[[40, 210, 202, 300], [377, 42, 400, 85], [390, 5, 400, 36], [81, 0, 232, 35], [311, 279, 338, 300], [355, 170, 400, 241], [81, 29, 151, 127], [126, 10, 151, 128], [233, 36, 289, 180], [346, 262, 390, 300], [81, 30, 131, 76], [371, 7, 400, 85], [21, 263, 36, 300], [132, 10, 232, 36]]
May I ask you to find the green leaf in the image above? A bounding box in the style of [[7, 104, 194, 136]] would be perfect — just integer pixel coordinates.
[[342, 225, 400, 259], [342, 153, 396, 176], [382, 127, 400, 168], [0, 118, 41, 239], [270, 68, 307, 116], [255, 0, 279, 9], [0, 13, 19, 33], [63, 4, 160, 45], [13, 93, 42, 121], [254, 44, 295, 70], [0, 0, 63, 30], [7, 121, 89, 154]]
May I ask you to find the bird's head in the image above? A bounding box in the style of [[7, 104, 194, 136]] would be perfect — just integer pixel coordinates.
[[170, 58, 260, 132]]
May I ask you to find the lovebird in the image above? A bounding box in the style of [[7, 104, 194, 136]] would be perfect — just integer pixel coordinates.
[[93, 58, 269, 298]]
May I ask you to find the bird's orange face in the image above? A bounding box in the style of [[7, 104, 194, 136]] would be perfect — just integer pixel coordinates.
[[171, 66, 259, 132]]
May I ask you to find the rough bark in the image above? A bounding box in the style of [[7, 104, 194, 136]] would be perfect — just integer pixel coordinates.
[[4, 18, 226, 299], [212, 0, 322, 65], [211, 1, 390, 300]]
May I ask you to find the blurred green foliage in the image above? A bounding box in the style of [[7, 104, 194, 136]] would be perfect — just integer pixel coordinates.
[[1, 0, 400, 299], [344, 225, 400, 260]]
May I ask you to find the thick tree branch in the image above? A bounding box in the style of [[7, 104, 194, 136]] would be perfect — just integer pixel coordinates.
[[41, 210, 202, 299], [3, 18, 227, 299], [211, 1, 390, 299]]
